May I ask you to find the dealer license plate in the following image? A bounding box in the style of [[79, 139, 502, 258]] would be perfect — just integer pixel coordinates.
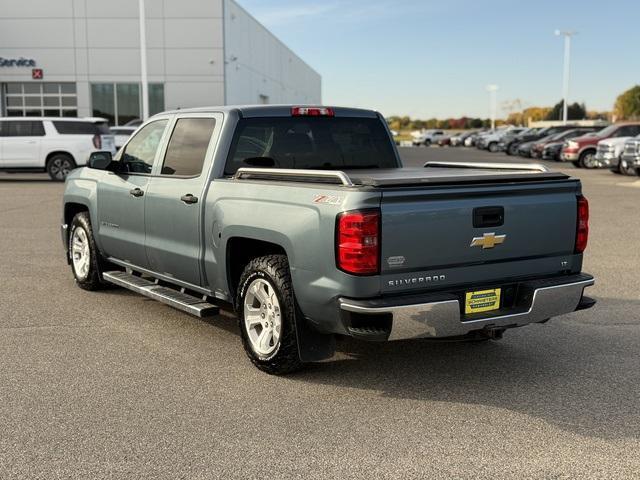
[[465, 288, 501, 314]]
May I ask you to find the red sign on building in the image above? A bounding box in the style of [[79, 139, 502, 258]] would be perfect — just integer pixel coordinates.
[[32, 68, 43, 80]]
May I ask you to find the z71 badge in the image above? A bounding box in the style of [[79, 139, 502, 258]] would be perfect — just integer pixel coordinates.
[[313, 195, 342, 205]]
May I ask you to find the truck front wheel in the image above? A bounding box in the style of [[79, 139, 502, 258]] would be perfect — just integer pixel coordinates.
[[68, 212, 108, 290], [236, 255, 303, 375]]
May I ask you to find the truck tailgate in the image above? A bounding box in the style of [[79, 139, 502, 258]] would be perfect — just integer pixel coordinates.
[[380, 180, 581, 294]]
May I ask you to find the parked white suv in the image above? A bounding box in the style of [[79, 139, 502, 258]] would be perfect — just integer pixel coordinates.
[[0, 117, 116, 181]]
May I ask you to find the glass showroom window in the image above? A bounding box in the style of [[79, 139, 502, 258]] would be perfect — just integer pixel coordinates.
[[91, 83, 164, 126], [3, 82, 77, 117]]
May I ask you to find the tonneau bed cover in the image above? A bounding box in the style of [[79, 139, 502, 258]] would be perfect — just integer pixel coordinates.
[[345, 166, 569, 187], [234, 162, 570, 187]]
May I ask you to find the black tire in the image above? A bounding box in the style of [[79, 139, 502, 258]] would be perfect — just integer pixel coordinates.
[[236, 255, 303, 375], [68, 212, 108, 291], [46, 153, 76, 181], [506, 144, 518, 156], [578, 150, 596, 169], [488, 142, 498, 153], [620, 159, 638, 176], [424, 140, 431, 147]]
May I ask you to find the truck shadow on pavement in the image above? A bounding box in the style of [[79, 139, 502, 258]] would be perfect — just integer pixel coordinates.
[[293, 296, 640, 441]]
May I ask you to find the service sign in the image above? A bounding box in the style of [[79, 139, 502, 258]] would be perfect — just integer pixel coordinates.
[[0, 57, 37, 67]]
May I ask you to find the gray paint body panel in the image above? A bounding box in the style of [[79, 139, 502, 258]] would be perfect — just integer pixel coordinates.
[[62, 105, 591, 339]]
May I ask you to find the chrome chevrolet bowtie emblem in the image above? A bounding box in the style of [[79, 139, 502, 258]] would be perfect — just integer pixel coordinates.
[[470, 232, 506, 249]]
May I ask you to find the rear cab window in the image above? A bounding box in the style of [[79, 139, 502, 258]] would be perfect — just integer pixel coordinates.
[[224, 116, 397, 174], [161, 117, 216, 176]]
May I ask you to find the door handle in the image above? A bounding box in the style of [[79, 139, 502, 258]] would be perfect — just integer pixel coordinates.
[[180, 194, 198, 204], [129, 188, 144, 197]]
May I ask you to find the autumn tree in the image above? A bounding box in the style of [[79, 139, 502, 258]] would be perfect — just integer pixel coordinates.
[[614, 85, 640, 120]]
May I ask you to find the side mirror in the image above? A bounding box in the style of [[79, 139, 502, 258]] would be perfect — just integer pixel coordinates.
[[88, 151, 113, 170]]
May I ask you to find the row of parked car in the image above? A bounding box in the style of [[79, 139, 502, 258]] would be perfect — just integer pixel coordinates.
[[0, 116, 137, 180], [412, 123, 640, 175]]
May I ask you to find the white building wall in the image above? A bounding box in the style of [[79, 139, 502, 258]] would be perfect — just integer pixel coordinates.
[[0, 0, 226, 117], [0, 0, 321, 119], [223, 0, 321, 105]]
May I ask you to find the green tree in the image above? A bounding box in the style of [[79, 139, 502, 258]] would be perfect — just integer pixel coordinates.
[[545, 100, 586, 121], [614, 85, 640, 120], [425, 118, 438, 129]]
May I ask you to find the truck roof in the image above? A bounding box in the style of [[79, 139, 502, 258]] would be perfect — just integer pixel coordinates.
[[159, 105, 380, 118]]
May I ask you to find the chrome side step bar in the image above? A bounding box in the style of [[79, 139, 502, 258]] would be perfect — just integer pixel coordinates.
[[103, 271, 220, 318]]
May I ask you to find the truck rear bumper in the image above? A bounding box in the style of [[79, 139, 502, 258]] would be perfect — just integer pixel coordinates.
[[338, 274, 594, 341]]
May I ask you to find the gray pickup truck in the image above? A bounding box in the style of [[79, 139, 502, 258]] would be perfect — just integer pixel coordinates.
[[61, 105, 595, 374]]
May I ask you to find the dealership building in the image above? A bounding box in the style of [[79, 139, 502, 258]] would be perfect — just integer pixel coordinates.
[[0, 0, 321, 125]]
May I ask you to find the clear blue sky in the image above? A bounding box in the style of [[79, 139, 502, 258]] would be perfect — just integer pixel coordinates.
[[238, 0, 640, 119]]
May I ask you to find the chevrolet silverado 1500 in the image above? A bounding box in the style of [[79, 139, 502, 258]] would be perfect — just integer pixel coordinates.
[[61, 105, 596, 374]]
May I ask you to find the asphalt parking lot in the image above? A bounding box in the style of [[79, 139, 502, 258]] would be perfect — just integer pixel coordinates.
[[1, 147, 639, 479]]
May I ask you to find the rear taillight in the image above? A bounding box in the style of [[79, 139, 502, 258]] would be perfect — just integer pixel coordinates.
[[336, 209, 380, 275], [575, 195, 589, 253], [291, 106, 334, 117], [92, 134, 102, 149]]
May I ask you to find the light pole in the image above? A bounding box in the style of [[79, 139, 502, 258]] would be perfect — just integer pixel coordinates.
[[139, 0, 149, 121], [486, 84, 499, 130], [555, 30, 577, 124]]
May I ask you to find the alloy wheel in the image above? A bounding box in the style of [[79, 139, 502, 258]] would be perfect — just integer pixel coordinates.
[[71, 227, 91, 280], [243, 278, 282, 356], [50, 157, 74, 180]]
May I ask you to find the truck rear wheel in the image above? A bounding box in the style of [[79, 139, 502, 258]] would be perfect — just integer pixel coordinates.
[[236, 255, 303, 375], [68, 212, 107, 290]]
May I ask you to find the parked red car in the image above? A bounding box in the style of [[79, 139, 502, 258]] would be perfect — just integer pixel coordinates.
[[561, 123, 640, 168], [531, 127, 603, 159], [437, 136, 452, 147]]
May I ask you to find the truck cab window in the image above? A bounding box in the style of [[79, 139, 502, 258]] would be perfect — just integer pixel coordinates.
[[119, 119, 167, 174], [224, 117, 398, 174], [161, 117, 216, 176]]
